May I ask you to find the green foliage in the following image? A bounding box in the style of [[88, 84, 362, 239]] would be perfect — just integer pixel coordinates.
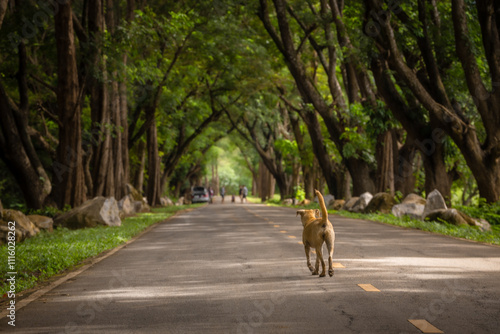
[[457, 201, 500, 226], [336, 211, 500, 245], [293, 185, 306, 202], [274, 139, 298, 158]]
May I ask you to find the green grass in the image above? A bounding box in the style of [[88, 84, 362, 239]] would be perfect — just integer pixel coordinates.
[[264, 200, 500, 246], [334, 210, 500, 245], [1, 205, 200, 295]]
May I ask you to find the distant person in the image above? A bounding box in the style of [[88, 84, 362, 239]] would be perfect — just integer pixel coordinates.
[[209, 187, 214, 204], [242, 185, 248, 203], [220, 186, 225, 204], [231, 194, 235, 203], [239, 185, 243, 203]]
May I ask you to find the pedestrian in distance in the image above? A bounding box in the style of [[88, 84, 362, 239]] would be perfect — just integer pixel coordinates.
[[220, 185, 225, 204], [239, 185, 243, 203], [209, 187, 214, 204], [242, 185, 248, 203]]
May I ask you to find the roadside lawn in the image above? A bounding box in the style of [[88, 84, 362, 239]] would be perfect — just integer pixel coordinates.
[[1, 205, 202, 296], [266, 200, 500, 246]]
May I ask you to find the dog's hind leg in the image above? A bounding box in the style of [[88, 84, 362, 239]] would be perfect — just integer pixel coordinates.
[[326, 237, 334, 277], [304, 245, 314, 273], [315, 247, 326, 277]]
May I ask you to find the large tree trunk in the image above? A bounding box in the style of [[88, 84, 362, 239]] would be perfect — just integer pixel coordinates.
[[87, 0, 127, 200], [370, 56, 452, 200], [296, 107, 339, 197], [53, 1, 86, 208], [375, 130, 395, 195], [259, 160, 275, 201], [0, 40, 52, 209], [394, 140, 417, 197], [146, 111, 161, 206], [132, 140, 146, 193], [0, 0, 8, 29]]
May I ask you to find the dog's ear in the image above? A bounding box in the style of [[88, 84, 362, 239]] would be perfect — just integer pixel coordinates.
[[296, 210, 305, 217]]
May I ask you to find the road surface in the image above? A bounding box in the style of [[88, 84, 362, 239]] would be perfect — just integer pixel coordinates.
[[2, 203, 500, 333]]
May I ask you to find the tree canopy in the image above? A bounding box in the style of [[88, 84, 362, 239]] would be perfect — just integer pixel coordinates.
[[0, 0, 499, 209]]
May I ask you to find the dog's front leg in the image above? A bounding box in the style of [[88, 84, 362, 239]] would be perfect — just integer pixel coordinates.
[[304, 245, 314, 273]]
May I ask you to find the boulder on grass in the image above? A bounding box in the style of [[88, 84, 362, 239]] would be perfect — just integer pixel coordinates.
[[124, 184, 150, 212], [27, 215, 54, 232], [364, 193, 397, 214], [315, 194, 335, 207], [160, 197, 173, 207], [329, 199, 345, 210], [118, 195, 135, 215], [475, 219, 492, 232], [342, 197, 359, 211], [351, 192, 373, 213], [54, 197, 121, 229], [423, 189, 447, 219], [402, 193, 427, 205], [126, 183, 143, 202], [425, 209, 468, 226], [175, 197, 185, 206], [0, 209, 40, 243], [298, 199, 311, 206], [282, 198, 294, 206], [424, 208, 491, 231], [391, 203, 425, 220]]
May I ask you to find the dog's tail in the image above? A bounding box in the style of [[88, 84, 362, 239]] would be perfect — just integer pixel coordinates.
[[315, 189, 328, 223]]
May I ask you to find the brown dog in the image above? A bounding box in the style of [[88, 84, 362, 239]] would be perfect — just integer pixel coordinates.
[[296, 190, 335, 277]]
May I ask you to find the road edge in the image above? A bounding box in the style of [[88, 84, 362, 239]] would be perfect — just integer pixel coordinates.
[[0, 206, 198, 318]]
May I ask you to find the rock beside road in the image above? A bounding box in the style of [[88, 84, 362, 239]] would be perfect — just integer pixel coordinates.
[[55, 196, 121, 229], [160, 197, 173, 206], [342, 197, 359, 211], [315, 194, 335, 207], [27, 215, 54, 232], [423, 189, 447, 219], [329, 199, 345, 210], [425, 208, 492, 231], [402, 193, 427, 205], [351, 192, 373, 213], [0, 209, 40, 243], [392, 203, 425, 220], [364, 193, 396, 214]]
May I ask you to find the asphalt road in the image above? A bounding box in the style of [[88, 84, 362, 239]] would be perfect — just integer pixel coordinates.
[[2, 203, 500, 333]]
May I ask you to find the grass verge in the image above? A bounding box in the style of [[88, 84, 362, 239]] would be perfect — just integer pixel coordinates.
[[1, 205, 201, 296], [265, 200, 500, 246], [335, 210, 500, 246]]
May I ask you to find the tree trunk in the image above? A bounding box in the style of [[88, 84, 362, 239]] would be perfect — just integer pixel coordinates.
[[259, 160, 275, 201], [375, 130, 395, 195], [394, 140, 417, 197], [296, 107, 339, 197], [0, 39, 52, 209], [131, 140, 146, 194], [0, 83, 51, 208], [53, 1, 86, 208], [146, 111, 161, 206]]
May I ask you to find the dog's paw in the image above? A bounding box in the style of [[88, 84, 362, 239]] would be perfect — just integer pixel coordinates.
[[312, 270, 319, 275], [319, 272, 326, 277], [329, 269, 334, 277], [308, 265, 314, 272]]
